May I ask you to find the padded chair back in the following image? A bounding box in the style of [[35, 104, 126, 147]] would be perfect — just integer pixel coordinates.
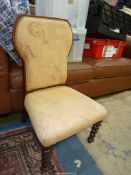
[[13, 16, 72, 92]]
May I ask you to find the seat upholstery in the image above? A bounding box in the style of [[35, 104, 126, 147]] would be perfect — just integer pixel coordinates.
[[25, 86, 107, 147]]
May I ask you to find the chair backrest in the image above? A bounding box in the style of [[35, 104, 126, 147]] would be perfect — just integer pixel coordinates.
[[13, 15, 72, 92]]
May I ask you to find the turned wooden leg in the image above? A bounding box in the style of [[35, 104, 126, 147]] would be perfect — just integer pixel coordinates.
[[87, 121, 102, 143], [41, 146, 56, 174], [21, 109, 28, 123]]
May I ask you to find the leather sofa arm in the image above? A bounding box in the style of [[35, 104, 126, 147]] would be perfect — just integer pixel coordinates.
[[123, 35, 131, 59], [0, 47, 14, 115], [0, 47, 9, 93]]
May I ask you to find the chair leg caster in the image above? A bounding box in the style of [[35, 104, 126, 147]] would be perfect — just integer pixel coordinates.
[[87, 121, 102, 143]]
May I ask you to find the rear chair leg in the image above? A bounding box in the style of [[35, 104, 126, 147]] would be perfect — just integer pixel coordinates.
[[41, 146, 56, 174], [87, 121, 102, 143], [22, 109, 28, 123]]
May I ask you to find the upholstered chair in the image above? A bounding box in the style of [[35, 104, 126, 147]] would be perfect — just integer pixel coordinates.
[[13, 15, 107, 174]]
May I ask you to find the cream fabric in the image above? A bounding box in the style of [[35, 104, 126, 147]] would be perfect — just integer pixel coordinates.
[[14, 16, 72, 91], [25, 86, 107, 147]]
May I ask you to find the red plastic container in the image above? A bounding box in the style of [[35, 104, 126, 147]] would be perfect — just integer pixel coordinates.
[[83, 38, 127, 59]]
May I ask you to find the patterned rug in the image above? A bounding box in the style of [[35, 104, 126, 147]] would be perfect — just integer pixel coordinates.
[[0, 126, 64, 175]]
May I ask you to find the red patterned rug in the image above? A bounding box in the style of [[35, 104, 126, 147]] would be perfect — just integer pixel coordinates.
[[0, 126, 64, 175]]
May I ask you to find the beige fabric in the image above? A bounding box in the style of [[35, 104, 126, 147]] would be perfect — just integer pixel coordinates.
[[14, 16, 72, 91], [25, 86, 107, 147]]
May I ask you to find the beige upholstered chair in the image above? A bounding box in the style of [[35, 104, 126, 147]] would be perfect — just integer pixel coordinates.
[[13, 15, 107, 174]]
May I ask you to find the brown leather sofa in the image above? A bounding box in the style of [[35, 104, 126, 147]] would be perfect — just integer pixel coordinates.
[[0, 36, 131, 116]]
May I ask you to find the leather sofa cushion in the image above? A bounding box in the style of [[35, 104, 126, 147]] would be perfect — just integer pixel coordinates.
[[9, 61, 23, 90], [85, 58, 131, 79], [68, 75, 131, 97], [67, 62, 94, 84], [9, 61, 93, 90], [9, 58, 131, 90]]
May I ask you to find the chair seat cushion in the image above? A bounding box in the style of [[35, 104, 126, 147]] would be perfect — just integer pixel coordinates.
[[25, 86, 107, 147]]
